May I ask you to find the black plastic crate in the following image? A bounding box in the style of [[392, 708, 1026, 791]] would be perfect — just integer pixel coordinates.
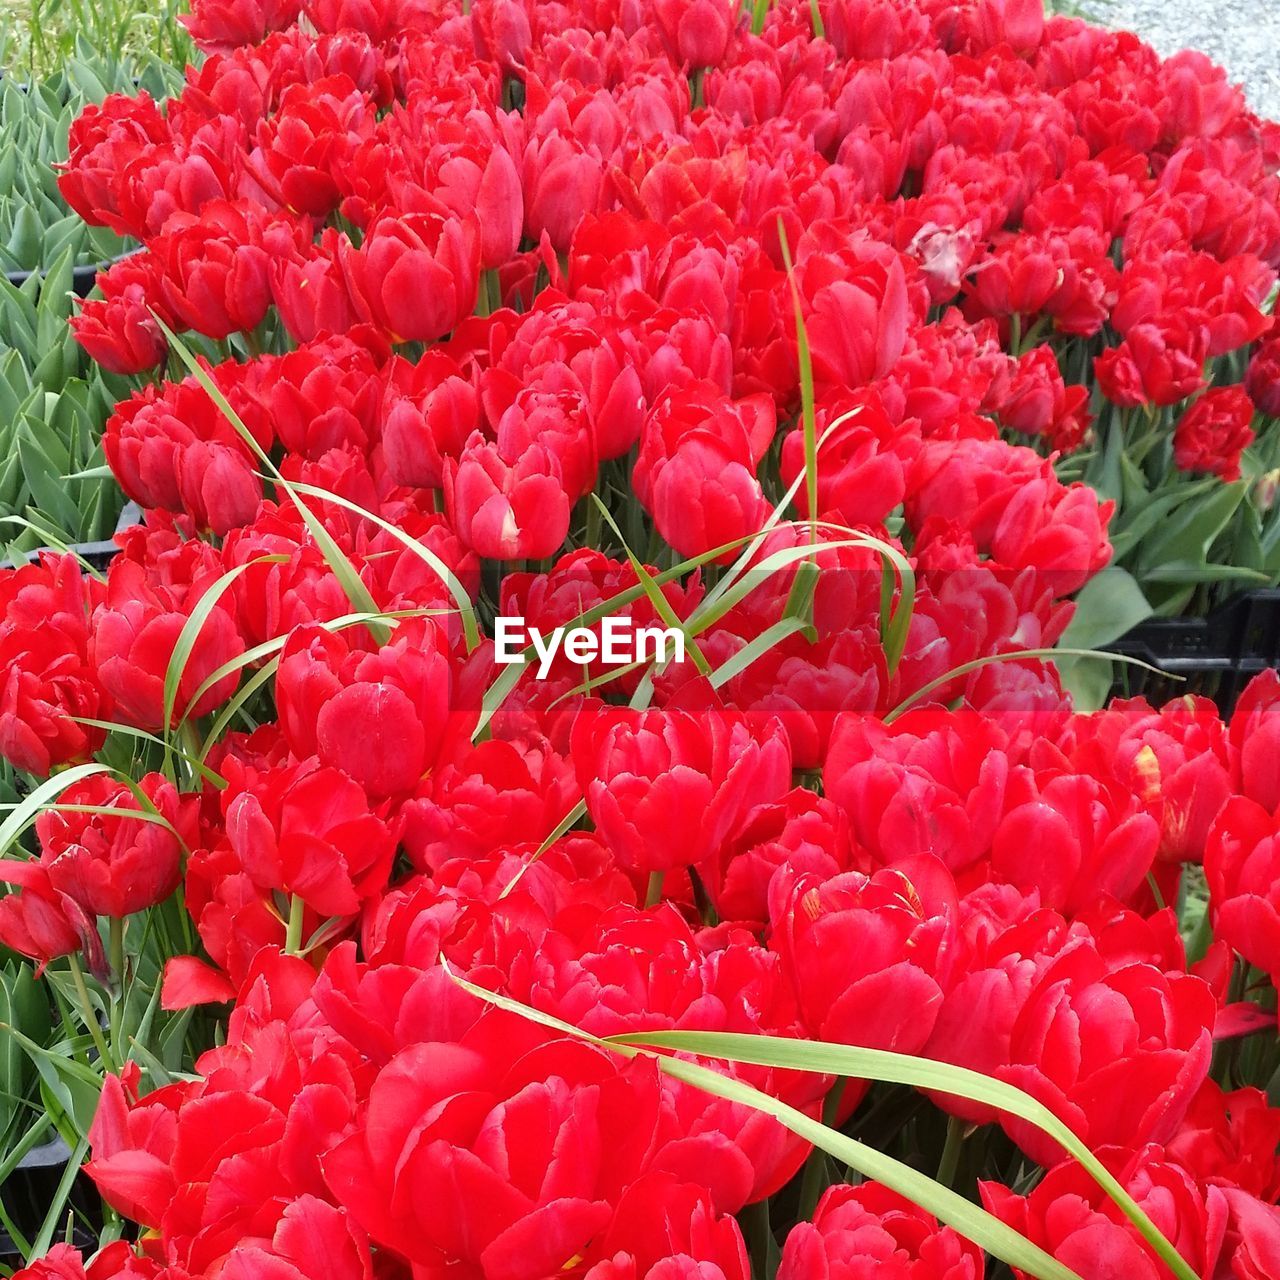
[[5, 260, 108, 299], [1107, 589, 1280, 716], [0, 1137, 101, 1268]]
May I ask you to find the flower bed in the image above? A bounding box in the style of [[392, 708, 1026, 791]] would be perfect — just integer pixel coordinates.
[[1, 0, 1280, 1277], [0, 52, 183, 559]]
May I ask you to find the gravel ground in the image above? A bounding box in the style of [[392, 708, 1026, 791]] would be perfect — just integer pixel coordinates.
[[1099, 0, 1280, 123]]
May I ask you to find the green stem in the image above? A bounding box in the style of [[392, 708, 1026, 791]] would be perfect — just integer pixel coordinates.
[[644, 871, 665, 909], [936, 1114, 966, 1189], [1185, 897, 1214, 966], [689, 66, 706, 110], [797, 1076, 847, 1220], [108, 915, 125, 1060], [584, 493, 602, 552], [284, 894, 305, 955], [741, 1197, 777, 1279], [67, 955, 113, 1072]]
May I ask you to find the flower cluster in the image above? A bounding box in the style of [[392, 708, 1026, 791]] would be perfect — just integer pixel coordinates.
[[3, 0, 1280, 1275]]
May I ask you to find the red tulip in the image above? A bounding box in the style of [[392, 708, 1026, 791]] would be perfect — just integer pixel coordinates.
[[446, 430, 573, 560], [339, 211, 480, 343], [37, 772, 195, 918], [153, 202, 277, 340], [653, 0, 737, 68], [90, 560, 245, 731], [1230, 669, 1280, 811], [0, 555, 107, 776], [71, 255, 169, 376], [0, 861, 103, 976], [182, 0, 302, 51], [1245, 337, 1280, 417], [572, 705, 792, 875], [1205, 796, 1280, 983], [779, 1182, 983, 1280], [770, 865, 957, 1061], [982, 1146, 1227, 1280], [223, 758, 395, 916], [1173, 385, 1256, 481], [276, 620, 459, 797], [58, 93, 171, 238]]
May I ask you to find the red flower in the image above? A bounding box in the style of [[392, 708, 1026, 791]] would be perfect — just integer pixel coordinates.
[[653, 0, 738, 69], [633, 382, 775, 560], [0, 861, 104, 975], [770, 865, 956, 1062], [254, 76, 376, 218], [1230, 669, 1280, 811], [219, 1197, 373, 1280], [982, 1146, 1228, 1280], [446, 429, 573, 560], [58, 93, 171, 238], [1165, 1078, 1280, 1203], [0, 554, 107, 775], [223, 757, 395, 916], [9, 1241, 163, 1280], [323, 1033, 673, 1274], [780, 390, 915, 526], [183, 0, 302, 51], [276, 620, 462, 797], [825, 709, 1014, 877], [990, 771, 1160, 914], [1095, 319, 1208, 408], [270, 233, 361, 345], [1065, 694, 1234, 863], [779, 1182, 983, 1280], [103, 371, 270, 535], [522, 132, 606, 255], [400, 733, 579, 871], [1245, 336, 1280, 416], [37, 772, 195, 918], [1173, 385, 1256, 481], [339, 211, 480, 344], [90, 560, 245, 732], [572, 705, 792, 875], [1205, 796, 1280, 983], [931, 917, 1215, 1165], [153, 202, 280, 341], [71, 255, 168, 376], [380, 350, 479, 489], [795, 238, 914, 392]]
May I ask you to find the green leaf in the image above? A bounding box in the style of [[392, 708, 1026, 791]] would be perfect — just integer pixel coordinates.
[[17, 424, 80, 535], [0, 763, 109, 854], [1058, 569, 1152, 651], [611, 1030, 1199, 1280], [1137, 482, 1244, 572], [887, 648, 1172, 722], [444, 972, 1089, 1280], [590, 495, 711, 676], [776, 221, 818, 538], [161, 557, 283, 735], [288, 480, 482, 655], [157, 320, 390, 644]]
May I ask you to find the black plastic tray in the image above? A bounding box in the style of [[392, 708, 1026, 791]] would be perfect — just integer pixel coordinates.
[[1107, 588, 1280, 715]]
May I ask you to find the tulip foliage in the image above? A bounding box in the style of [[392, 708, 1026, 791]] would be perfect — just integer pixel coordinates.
[[3, 0, 1280, 1277]]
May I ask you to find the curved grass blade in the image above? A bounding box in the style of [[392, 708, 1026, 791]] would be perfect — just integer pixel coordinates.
[[885, 647, 1173, 723], [0, 764, 109, 854], [155, 319, 387, 642], [287, 479, 482, 654], [443, 969, 1083, 1280], [161, 557, 283, 737], [610, 1030, 1199, 1280]]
